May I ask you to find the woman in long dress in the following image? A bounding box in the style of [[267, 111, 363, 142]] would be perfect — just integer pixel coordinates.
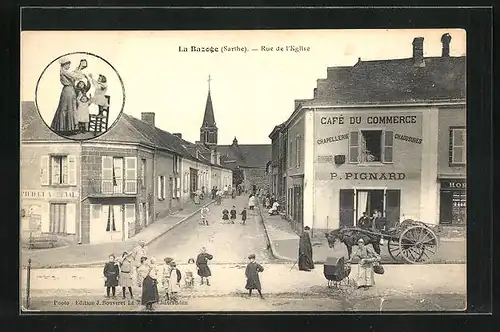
[[118, 251, 134, 299], [248, 194, 256, 211], [136, 256, 149, 288], [348, 238, 381, 289], [142, 257, 160, 311], [50, 57, 82, 134]]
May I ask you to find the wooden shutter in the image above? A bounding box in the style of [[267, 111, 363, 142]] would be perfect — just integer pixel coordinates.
[[40, 155, 50, 185], [101, 156, 113, 194], [383, 131, 394, 163], [171, 177, 175, 198], [339, 189, 355, 227], [157, 176, 162, 199], [67, 155, 77, 185], [348, 132, 359, 163], [125, 204, 136, 234], [385, 190, 400, 228], [124, 157, 137, 194], [162, 176, 166, 199], [66, 202, 77, 234], [41, 202, 50, 233]]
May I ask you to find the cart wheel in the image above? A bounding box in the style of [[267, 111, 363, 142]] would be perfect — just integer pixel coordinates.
[[387, 237, 403, 261], [399, 225, 439, 264]]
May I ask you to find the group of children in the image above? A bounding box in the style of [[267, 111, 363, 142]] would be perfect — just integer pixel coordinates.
[[74, 72, 108, 134], [200, 206, 248, 225]]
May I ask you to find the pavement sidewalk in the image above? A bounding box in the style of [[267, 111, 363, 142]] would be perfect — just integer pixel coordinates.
[[21, 199, 214, 269], [258, 207, 467, 264], [21, 263, 466, 300]]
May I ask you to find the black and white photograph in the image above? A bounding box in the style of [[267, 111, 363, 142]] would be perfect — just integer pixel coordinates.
[[20, 29, 466, 312], [32, 50, 125, 140]]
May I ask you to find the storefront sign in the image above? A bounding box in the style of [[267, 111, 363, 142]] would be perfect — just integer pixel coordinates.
[[319, 115, 418, 125], [21, 190, 79, 199], [330, 172, 406, 180], [317, 133, 349, 145], [441, 180, 466, 190], [395, 133, 422, 144]]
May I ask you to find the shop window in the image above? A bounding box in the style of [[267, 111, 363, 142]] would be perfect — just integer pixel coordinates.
[[349, 130, 393, 164], [449, 128, 466, 165], [49, 203, 67, 234]]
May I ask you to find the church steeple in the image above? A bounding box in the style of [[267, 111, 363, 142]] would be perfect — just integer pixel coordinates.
[[200, 75, 218, 147]]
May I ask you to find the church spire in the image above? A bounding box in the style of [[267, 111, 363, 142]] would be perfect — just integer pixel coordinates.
[[200, 75, 218, 147]]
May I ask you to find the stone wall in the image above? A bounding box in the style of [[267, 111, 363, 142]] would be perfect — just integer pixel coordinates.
[[243, 166, 269, 192]]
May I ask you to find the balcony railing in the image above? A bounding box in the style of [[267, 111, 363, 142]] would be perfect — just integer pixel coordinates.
[[86, 177, 143, 196]]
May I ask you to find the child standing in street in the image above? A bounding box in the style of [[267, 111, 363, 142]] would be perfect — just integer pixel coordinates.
[[222, 207, 229, 223], [245, 254, 265, 299], [230, 206, 237, 224], [240, 207, 247, 225], [200, 206, 209, 226]]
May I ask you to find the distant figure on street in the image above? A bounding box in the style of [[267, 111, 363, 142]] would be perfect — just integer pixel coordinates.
[[216, 190, 222, 205], [196, 247, 213, 286], [298, 226, 315, 271], [142, 257, 160, 311], [118, 251, 134, 299], [230, 206, 237, 223], [240, 207, 247, 225], [248, 194, 256, 210], [222, 207, 229, 223], [357, 212, 371, 230], [136, 256, 149, 288], [231, 188, 236, 199], [265, 196, 271, 209], [200, 206, 210, 226], [245, 254, 264, 299], [268, 200, 280, 215], [132, 240, 148, 276], [194, 189, 201, 204], [223, 185, 229, 197], [211, 187, 217, 200], [347, 238, 381, 289], [185, 258, 196, 288], [103, 254, 120, 298]]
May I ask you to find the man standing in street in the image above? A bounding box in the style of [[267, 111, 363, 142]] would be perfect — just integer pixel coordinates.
[[298, 226, 315, 271]]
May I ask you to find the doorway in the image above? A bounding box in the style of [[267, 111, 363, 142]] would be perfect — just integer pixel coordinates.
[[356, 190, 384, 220]]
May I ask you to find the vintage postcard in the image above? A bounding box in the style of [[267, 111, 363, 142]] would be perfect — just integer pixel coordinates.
[[20, 29, 466, 312]]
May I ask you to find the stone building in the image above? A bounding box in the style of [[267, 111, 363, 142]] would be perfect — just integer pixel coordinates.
[[272, 33, 466, 233]]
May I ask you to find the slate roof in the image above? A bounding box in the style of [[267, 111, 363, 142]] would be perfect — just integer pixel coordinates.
[[304, 56, 466, 106], [21, 101, 70, 142], [21, 101, 230, 169], [218, 141, 271, 168], [201, 91, 216, 127]]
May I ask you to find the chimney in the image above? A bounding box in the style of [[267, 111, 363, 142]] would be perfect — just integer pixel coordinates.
[[412, 37, 425, 67], [232, 137, 238, 146], [441, 33, 452, 57], [141, 112, 155, 127], [173, 133, 182, 139], [313, 88, 318, 98]]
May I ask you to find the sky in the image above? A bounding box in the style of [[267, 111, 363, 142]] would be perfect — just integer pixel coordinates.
[[21, 29, 466, 145]]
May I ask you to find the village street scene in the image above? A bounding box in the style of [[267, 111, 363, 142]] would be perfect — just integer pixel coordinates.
[[20, 29, 466, 312]]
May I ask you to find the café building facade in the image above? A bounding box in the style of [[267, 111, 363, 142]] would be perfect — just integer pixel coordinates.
[[281, 35, 466, 232]]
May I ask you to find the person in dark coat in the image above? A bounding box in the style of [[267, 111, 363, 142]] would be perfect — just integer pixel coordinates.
[[245, 254, 264, 299], [222, 208, 229, 223], [142, 257, 160, 311], [103, 254, 120, 298], [230, 206, 237, 224], [196, 247, 213, 286], [357, 212, 371, 230], [298, 226, 315, 271], [240, 207, 247, 225]]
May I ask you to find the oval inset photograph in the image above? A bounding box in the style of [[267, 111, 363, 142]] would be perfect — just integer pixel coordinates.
[[35, 52, 125, 140]]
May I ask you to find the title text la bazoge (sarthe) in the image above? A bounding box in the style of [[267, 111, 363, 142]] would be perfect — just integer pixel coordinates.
[[179, 45, 311, 54]]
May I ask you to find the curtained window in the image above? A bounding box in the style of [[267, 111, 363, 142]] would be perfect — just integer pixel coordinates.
[[106, 205, 116, 232]]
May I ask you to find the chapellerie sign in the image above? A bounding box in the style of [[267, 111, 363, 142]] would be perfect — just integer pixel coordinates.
[[330, 172, 406, 180], [22, 190, 79, 199]]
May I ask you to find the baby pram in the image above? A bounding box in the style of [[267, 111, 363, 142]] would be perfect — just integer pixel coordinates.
[[323, 256, 352, 289]]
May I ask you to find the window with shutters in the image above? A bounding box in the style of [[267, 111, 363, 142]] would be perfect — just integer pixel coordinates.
[[101, 156, 137, 194], [348, 130, 394, 164], [41, 155, 77, 186], [449, 127, 466, 166], [295, 135, 301, 167], [141, 159, 146, 188], [173, 155, 179, 174]]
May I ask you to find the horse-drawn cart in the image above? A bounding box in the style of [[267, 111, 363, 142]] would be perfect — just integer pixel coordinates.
[[325, 219, 440, 264]]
